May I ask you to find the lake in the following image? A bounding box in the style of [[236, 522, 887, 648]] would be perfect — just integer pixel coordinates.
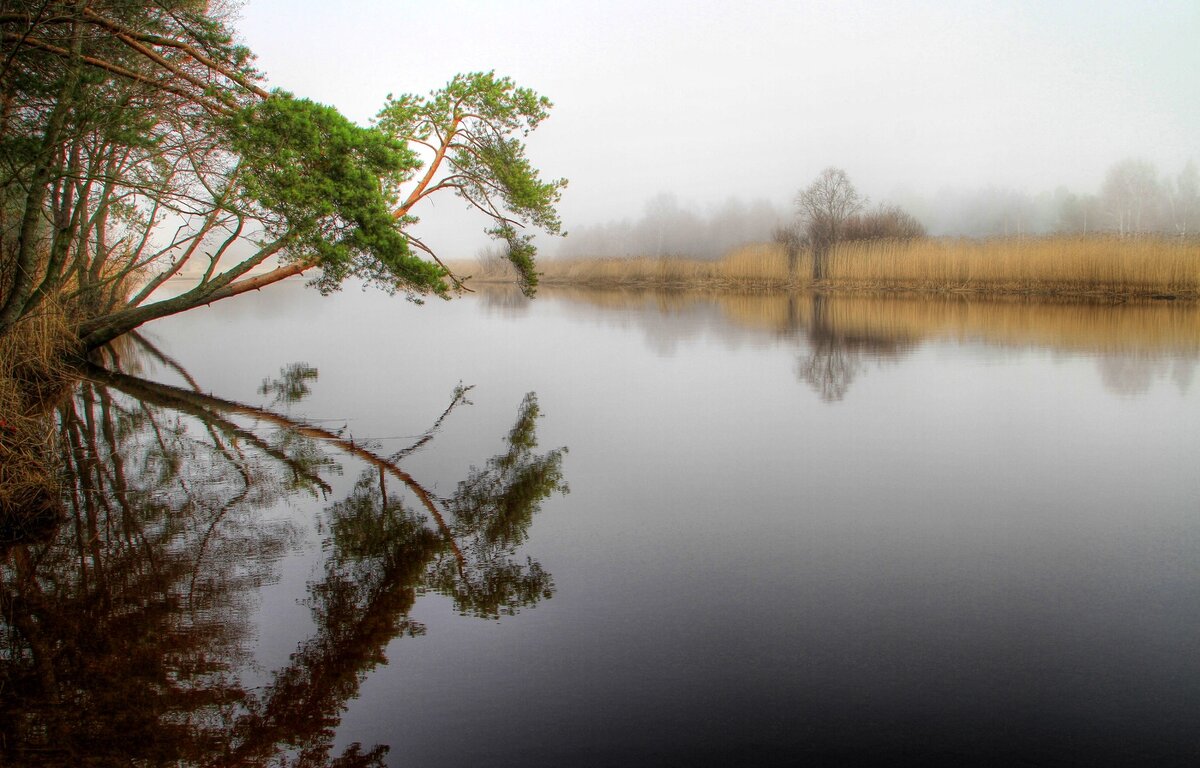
[[4, 282, 1199, 766]]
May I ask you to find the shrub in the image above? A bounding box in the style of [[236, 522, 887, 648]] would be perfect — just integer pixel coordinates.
[[843, 205, 927, 242]]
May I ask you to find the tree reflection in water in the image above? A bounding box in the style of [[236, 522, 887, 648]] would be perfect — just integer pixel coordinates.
[[0, 342, 567, 767], [793, 294, 910, 402]]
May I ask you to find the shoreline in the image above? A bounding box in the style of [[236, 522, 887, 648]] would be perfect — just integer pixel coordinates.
[[456, 235, 1200, 303], [466, 275, 1200, 303]]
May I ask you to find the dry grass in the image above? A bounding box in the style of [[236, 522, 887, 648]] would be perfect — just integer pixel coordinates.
[[0, 304, 75, 541], [822, 236, 1200, 297], [456, 236, 1200, 299], [448, 242, 791, 291]]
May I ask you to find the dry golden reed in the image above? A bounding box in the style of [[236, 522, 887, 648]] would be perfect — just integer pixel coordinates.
[[0, 303, 75, 528], [449, 242, 790, 291], [455, 236, 1200, 299], [821, 236, 1200, 296]]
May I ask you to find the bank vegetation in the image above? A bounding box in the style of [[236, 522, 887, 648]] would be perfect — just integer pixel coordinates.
[[463, 235, 1200, 300], [482, 164, 1199, 300]]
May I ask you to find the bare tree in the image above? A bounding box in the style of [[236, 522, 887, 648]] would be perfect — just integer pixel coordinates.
[[841, 204, 926, 241], [1101, 158, 1160, 236], [794, 167, 865, 280], [1166, 160, 1200, 239], [1055, 190, 1104, 234]]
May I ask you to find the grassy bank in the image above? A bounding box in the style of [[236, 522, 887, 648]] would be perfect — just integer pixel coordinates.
[[459, 236, 1200, 299], [0, 307, 75, 541]]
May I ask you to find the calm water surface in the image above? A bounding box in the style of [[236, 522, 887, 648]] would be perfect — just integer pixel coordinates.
[[4, 283, 1199, 766]]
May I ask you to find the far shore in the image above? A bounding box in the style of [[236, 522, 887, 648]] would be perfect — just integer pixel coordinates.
[[452, 235, 1200, 302]]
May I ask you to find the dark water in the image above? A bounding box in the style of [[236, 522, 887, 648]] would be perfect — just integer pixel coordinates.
[[4, 283, 1199, 766]]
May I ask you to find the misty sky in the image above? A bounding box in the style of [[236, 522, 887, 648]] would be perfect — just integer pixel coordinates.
[[237, 0, 1199, 255]]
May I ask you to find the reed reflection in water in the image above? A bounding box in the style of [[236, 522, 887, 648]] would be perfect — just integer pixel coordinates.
[[0, 338, 567, 767], [528, 286, 1200, 401]]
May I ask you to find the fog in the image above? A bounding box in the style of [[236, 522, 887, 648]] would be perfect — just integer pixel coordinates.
[[237, 0, 1199, 256], [557, 195, 786, 260]]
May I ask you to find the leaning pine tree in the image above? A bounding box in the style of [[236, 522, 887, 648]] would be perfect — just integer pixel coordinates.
[[0, 1, 566, 352]]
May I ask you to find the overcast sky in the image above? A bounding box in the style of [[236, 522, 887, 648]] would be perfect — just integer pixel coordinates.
[[236, 0, 1199, 255]]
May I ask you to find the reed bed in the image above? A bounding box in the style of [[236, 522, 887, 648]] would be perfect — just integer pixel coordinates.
[[0, 304, 75, 534], [451, 242, 791, 291], [541, 248, 788, 288], [823, 236, 1200, 297], [458, 236, 1200, 299]]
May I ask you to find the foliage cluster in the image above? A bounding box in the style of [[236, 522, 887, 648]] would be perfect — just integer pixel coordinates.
[[0, 2, 564, 350]]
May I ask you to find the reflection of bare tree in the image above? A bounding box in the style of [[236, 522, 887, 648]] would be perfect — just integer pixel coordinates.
[[1173, 358, 1196, 394], [796, 336, 862, 402], [0, 353, 567, 766], [1098, 353, 1160, 396], [1097, 352, 1198, 397], [794, 294, 910, 402]]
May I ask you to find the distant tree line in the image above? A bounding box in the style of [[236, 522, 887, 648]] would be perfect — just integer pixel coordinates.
[[558, 158, 1199, 269], [893, 158, 1200, 239], [557, 194, 785, 261]]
